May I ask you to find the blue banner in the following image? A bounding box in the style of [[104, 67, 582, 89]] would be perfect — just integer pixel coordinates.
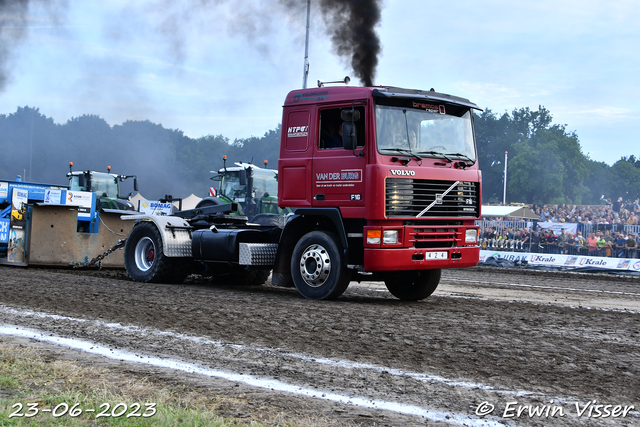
[[0, 218, 8, 244]]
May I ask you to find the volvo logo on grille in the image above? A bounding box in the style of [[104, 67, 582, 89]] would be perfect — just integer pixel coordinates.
[[435, 194, 443, 204], [390, 169, 415, 176]]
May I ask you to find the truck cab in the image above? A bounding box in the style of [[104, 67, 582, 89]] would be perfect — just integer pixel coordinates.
[[276, 86, 481, 298]]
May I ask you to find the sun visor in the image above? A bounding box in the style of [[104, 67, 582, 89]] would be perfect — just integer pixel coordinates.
[[372, 87, 482, 111]]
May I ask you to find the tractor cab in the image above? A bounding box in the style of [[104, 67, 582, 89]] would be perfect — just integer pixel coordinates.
[[67, 163, 138, 211], [199, 158, 288, 220]]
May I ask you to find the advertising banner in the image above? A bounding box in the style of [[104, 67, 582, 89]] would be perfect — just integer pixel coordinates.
[[481, 250, 638, 272], [44, 189, 62, 205], [0, 181, 7, 199], [0, 218, 9, 244], [7, 188, 28, 263], [138, 200, 173, 216], [537, 222, 578, 235], [64, 190, 94, 218], [479, 251, 531, 264]]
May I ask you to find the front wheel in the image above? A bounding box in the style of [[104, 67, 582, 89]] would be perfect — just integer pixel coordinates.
[[124, 222, 190, 283], [384, 269, 441, 301], [291, 231, 350, 300]]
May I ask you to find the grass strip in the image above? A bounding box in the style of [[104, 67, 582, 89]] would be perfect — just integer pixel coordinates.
[[0, 339, 336, 426]]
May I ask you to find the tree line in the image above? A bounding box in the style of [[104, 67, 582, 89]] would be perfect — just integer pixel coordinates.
[[0, 107, 281, 199], [1, 105, 638, 203], [475, 107, 640, 204]]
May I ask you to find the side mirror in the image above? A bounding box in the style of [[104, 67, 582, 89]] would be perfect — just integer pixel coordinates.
[[342, 122, 357, 150], [341, 109, 360, 122], [78, 174, 85, 188], [239, 170, 247, 186], [133, 178, 138, 192]]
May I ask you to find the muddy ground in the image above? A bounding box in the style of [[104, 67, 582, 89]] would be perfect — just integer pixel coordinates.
[[1, 265, 639, 426]]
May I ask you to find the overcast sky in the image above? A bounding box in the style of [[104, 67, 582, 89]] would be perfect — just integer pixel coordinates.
[[1, 0, 638, 165]]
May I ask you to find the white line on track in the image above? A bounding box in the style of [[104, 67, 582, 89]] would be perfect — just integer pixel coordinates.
[[0, 305, 532, 394], [444, 279, 640, 296], [0, 323, 507, 427]]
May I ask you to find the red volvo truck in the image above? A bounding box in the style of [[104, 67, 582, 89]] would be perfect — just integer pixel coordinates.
[[122, 85, 482, 300]]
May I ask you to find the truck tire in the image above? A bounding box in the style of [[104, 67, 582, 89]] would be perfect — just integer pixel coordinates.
[[291, 231, 350, 300], [384, 269, 441, 301], [124, 222, 189, 284]]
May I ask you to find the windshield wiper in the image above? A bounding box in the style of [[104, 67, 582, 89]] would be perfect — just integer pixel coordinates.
[[445, 153, 476, 168], [382, 148, 422, 161], [418, 151, 452, 163]]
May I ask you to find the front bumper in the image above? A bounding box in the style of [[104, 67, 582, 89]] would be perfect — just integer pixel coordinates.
[[364, 246, 479, 271]]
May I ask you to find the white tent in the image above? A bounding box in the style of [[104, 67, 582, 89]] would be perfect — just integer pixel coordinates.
[[175, 194, 203, 211], [129, 192, 147, 211], [481, 205, 540, 220]]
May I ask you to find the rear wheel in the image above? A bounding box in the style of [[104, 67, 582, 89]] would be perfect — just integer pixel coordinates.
[[195, 197, 222, 208], [384, 269, 441, 301], [291, 231, 350, 300], [124, 222, 190, 283]]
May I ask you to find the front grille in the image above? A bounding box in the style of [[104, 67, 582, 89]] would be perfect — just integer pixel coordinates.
[[410, 227, 459, 248], [386, 178, 479, 218]]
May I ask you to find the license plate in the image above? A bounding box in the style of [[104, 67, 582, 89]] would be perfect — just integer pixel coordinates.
[[425, 251, 448, 260]]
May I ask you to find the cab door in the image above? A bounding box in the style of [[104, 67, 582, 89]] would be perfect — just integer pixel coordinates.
[[312, 105, 367, 217]]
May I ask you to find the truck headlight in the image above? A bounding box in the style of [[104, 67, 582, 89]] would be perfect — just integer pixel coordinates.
[[367, 230, 381, 244], [465, 229, 478, 243], [383, 230, 398, 244]]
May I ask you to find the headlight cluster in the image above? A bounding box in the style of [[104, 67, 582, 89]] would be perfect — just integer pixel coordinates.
[[367, 229, 399, 245], [383, 230, 398, 244], [465, 229, 477, 243]]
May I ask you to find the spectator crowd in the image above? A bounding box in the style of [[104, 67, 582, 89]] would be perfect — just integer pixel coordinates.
[[479, 197, 640, 258], [531, 197, 640, 226]]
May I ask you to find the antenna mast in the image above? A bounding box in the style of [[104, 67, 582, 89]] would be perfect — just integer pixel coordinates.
[[302, 0, 311, 89]]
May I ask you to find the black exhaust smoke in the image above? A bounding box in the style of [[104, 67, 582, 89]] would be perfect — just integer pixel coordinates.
[[0, 0, 383, 92], [0, 0, 66, 92], [317, 0, 381, 87], [0, 0, 31, 91]]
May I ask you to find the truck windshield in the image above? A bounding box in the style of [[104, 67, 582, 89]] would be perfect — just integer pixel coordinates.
[[375, 105, 476, 161]]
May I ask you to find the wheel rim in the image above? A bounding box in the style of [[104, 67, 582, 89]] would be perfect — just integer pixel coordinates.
[[134, 236, 155, 272], [299, 243, 331, 287]]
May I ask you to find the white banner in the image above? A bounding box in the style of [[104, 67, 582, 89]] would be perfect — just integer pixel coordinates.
[[0, 181, 7, 199], [138, 200, 173, 216], [480, 250, 640, 272], [537, 222, 578, 234], [64, 190, 94, 218], [44, 189, 62, 204]]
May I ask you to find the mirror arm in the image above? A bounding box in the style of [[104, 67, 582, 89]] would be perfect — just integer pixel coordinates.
[[350, 101, 364, 157]]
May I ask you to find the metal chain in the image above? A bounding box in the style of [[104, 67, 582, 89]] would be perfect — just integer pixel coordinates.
[[71, 238, 127, 269]]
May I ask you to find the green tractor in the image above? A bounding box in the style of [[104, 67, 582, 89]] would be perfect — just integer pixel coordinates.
[[67, 162, 138, 211], [196, 157, 289, 221]]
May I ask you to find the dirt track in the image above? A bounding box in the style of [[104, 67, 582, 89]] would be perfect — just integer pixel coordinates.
[[1, 265, 639, 426]]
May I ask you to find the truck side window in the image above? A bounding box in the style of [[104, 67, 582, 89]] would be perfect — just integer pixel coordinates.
[[319, 107, 365, 149]]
